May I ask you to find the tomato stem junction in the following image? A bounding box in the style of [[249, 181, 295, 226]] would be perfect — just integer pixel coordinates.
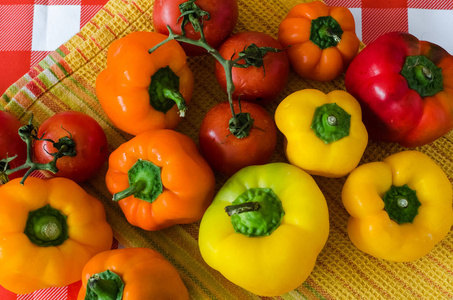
[[0, 115, 77, 184], [148, 0, 281, 139]]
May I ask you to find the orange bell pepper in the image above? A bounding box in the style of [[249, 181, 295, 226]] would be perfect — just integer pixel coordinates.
[[0, 177, 113, 294], [96, 31, 194, 135], [78, 247, 189, 300], [105, 129, 215, 231], [278, 0, 360, 81]]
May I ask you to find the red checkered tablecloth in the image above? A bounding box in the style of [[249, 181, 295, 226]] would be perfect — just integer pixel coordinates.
[[1, 0, 452, 299], [1, 0, 453, 96], [0, 0, 107, 95]]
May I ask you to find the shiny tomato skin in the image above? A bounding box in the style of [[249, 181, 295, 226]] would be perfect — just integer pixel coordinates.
[[0, 111, 27, 180], [153, 0, 238, 56], [34, 111, 109, 183], [215, 31, 290, 105], [199, 100, 277, 176]]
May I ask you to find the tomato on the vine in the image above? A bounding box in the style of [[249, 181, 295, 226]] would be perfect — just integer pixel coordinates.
[[215, 31, 290, 105], [0, 111, 27, 180], [199, 100, 277, 176], [153, 0, 239, 56], [34, 111, 109, 183]]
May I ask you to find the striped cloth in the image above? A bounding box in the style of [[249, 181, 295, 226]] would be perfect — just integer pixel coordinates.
[[1, 0, 453, 299]]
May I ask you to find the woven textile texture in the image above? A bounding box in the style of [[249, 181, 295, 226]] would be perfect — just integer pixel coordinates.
[[1, 0, 453, 299]]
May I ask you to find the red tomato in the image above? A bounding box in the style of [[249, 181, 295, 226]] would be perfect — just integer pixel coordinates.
[[0, 111, 27, 180], [153, 0, 238, 56], [215, 31, 290, 105], [34, 111, 109, 183], [199, 100, 277, 176]]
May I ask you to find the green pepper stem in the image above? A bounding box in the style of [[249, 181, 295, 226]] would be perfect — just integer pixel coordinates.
[[397, 198, 409, 208], [327, 115, 338, 126], [383, 184, 421, 224], [112, 180, 146, 202], [310, 16, 344, 50], [24, 204, 69, 247], [85, 270, 124, 300], [225, 188, 285, 237], [225, 201, 261, 216], [311, 103, 351, 144], [400, 55, 443, 97], [148, 66, 188, 116], [88, 275, 119, 300], [33, 215, 63, 241], [149, 2, 282, 139], [112, 159, 163, 203], [163, 88, 188, 117]]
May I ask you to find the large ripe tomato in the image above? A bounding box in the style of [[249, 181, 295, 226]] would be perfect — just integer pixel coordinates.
[[34, 111, 109, 183], [153, 0, 238, 56], [0, 111, 27, 180], [199, 100, 277, 176], [215, 31, 290, 105]]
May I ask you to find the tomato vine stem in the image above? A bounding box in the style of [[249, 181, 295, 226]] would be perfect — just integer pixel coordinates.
[[0, 115, 76, 184], [149, 0, 281, 139]]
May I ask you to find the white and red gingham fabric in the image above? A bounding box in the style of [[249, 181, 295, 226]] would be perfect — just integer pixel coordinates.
[[0, 0, 107, 95], [326, 0, 453, 50], [1, 0, 453, 299]]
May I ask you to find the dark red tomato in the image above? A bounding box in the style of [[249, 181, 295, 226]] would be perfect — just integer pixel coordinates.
[[199, 100, 277, 176], [215, 31, 290, 105], [153, 0, 238, 56], [34, 111, 109, 183], [0, 111, 27, 180]]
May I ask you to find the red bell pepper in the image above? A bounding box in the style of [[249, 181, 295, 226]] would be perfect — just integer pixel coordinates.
[[345, 32, 453, 147]]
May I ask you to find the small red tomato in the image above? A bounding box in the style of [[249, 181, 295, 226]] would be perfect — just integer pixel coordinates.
[[199, 100, 277, 176], [0, 111, 27, 180], [215, 31, 290, 105], [34, 111, 109, 182], [153, 0, 238, 56]]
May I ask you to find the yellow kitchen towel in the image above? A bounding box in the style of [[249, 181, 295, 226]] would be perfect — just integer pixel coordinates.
[[1, 0, 452, 299]]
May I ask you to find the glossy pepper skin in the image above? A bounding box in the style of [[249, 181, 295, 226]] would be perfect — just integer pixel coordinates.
[[105, 129, 215, 231], [0, 177, 113, 294], [96, 31, 194, 136], [342, 151, 453, 262], [199, 163, 329, 296], [278, 0, 360, 81], [78, 247, 189, 300], [345, 32, 453, 147], [275, 89, 368, 178]]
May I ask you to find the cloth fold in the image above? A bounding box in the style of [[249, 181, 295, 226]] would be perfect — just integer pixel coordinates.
[[1, 0, 452, 299]]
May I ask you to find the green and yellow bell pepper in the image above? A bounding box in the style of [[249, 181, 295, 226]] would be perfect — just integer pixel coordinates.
[[198, 163, 329, 296], [342, 150, 453, 262], [275, 89, 368, 178]]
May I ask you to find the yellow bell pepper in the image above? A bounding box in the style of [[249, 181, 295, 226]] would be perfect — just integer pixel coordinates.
[[342, 150, 453, 262], [275, 89, 368, 178], [0, 177, 113, 294], [198, 163, 329, 296]]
